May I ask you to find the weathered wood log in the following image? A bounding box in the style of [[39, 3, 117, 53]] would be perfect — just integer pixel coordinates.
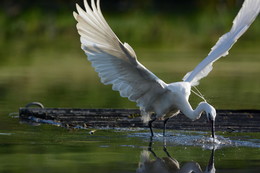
[[19, 103, 260, 132]]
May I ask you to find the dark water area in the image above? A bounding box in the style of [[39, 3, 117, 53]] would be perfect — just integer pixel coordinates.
[[0, 123, 259, 173]]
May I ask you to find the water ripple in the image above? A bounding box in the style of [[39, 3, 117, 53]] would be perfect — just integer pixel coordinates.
[[0, 133, 12, 136], [129, 131, 260, 149]]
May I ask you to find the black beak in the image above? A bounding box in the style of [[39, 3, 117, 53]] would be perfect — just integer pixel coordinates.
[[211, 120, 215, 139]]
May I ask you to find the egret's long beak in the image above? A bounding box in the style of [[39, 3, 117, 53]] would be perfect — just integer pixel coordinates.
[[211, 120, 215, 139]]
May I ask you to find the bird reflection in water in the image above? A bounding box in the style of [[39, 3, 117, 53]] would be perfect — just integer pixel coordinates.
[[136, 138, 215, 173]]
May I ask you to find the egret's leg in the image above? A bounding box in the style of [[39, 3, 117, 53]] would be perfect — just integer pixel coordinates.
[[163, 137, 172, 158], [163, 145, 172, 158], [148, 136, 159, 158], [148, 136, 153, 149], [211, 120, 215, 139], [163, 118, 170, 136], [148, 118, 156, 137]]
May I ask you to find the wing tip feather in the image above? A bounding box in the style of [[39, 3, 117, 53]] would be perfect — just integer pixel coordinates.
[[73, 11, 78, 20]]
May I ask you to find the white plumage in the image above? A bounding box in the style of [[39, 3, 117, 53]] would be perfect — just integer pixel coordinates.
[[183, 0, 260, 86], [74, 0, 260, 137]]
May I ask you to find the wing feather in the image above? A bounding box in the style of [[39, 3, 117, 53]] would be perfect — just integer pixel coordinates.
[[74, 0, 168, 113], [183, 0, 260, 86]]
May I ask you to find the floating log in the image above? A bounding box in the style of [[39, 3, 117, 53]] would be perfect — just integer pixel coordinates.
[[19, 102, 260, 132]]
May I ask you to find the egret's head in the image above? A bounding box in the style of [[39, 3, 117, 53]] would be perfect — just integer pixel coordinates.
[[205, 103, 216, 122], [198, 102, 216, 121]]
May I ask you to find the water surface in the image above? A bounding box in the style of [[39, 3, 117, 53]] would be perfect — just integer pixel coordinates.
[[0, 51, 259, 173], [0, 121, 259, 173]]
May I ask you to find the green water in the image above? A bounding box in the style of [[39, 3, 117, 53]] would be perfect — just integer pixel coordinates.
[[0, 49, 259, 173], [0, 125, 259, 173]]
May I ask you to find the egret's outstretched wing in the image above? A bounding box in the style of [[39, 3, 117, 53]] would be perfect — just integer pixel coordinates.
[[74, 0, 168, 111], [183, 0, 260, 86]]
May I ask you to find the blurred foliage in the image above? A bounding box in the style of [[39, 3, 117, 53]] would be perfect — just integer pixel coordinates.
[[0, 0, 259, 112], [0, 0, 259, 66], [0, 0, 244, 14]]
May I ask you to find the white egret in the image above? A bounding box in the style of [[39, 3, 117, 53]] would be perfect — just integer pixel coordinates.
[[73, 0, 260, 137]]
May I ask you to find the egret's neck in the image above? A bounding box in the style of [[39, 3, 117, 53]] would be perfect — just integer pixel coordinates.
[[181, 102, 208, 121]]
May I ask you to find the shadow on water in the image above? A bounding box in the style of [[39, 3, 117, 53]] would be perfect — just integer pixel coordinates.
[[136, 137, 215, 173]]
